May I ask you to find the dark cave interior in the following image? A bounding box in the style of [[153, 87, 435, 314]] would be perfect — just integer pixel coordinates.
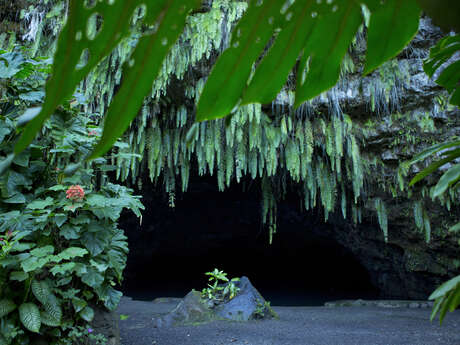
[[120, 176, 380, 306]]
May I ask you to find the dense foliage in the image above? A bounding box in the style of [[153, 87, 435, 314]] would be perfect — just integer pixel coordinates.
[[0, 47, 142, 344]]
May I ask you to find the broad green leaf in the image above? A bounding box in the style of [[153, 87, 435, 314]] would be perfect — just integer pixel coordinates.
[[407, 140, 460, 166], [0, 154, 15, 176], [88, 0, 201, 159], [295, 1, 362, 106], [54, 213, 68, 228], [59, 224, 80, 240], [0, 299, 16, 318], [432, 164, 460, 198], [363, 0, 421, 75], [242, 0, 318, 105], [41, 310, 61, 327], [409, 148, 460, 186], [27, 197, 54, 210], [95, 285, 122, 311], [19, 303, 41, 333], [21, 257, 49, 273], [50, 262, 76, 275], [58, 247, 88, 260], [3, 193, 26, 204], [79, 306, 95, 322], [435, 60, 460, 105], [0, 51, 25, 78], [429, 275, 460, 300], [48, 184, 67, 191], [32, 280, 52, 305], [196, 0, 285, 121], [30, 245, 55, 258], [42, 294, 62, 326], [10, 271, 28, 282], [424, 35, 460, 78], [81, 267, 104, 288], [72, 298, 87, 313]]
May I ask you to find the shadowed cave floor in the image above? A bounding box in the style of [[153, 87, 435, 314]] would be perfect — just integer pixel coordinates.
[[117, 296, 460, 345]]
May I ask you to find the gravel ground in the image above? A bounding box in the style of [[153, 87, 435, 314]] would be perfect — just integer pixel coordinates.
[[117, 297, 460, 345]]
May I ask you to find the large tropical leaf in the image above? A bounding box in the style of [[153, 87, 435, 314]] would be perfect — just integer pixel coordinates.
[[432, 164, 460, 198], [409, 148, 460, 186], [429, 275, 460, 324], [196, 0, 286, 121], [19, 303, 41, 333], [241, 0, 318, 105], [416, 0, 460, 33], [88, 0, 200, 158], [363, 0, 421, 75], [295, 1, 362, 106]]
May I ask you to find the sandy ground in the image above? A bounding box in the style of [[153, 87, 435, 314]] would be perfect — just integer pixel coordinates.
[[117, 296, 460, 345]]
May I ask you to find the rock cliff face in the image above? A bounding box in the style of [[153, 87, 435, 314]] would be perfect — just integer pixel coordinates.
[[121, 18, 459, 300]]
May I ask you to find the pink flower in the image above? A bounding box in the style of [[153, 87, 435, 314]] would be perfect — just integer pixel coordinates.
[[66, 185, 85, 202], [88, 328, 93, 333], [88, 130, 98, 136]]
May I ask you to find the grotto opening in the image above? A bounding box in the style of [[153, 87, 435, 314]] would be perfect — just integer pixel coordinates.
[[121, 174, 380, 306]]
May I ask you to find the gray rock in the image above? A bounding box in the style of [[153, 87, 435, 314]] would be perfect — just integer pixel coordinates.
[[153, 277, 277, 327], [215, 276, 277, 321]]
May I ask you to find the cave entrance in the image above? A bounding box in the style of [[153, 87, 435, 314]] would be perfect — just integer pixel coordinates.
[[121, 177, 379, 306]]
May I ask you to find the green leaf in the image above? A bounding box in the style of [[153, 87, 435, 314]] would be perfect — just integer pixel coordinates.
[[407, 140, 460, 166], [50, 262, 76, 275], [81, 267, 104, 288], [58, 247, 88, 260], [10, 271, 29, 282], [72, 298, 87, 313], [429, 275, 460, 300], [409, 148, 460, 186], [2, 193, 26, 204], [27, 197, 54, 210], [0, 299, 16, 318], [88, 0, 201, 159], [31, 280, 52, 305], [54, 213, 68, 228], [196, 0, 285, 121], [79, 306, 94, 322], [42, 294, 62, 326], [449, 222, 460, 233], [21, 257, 49, 273], [0, 51, 25, 78], [96, 285, 122, 311], [19, 303, 41, 333], [30, 245, 55, 257], [40, 310, 60, 327], [0, 154, 15, 176], [48, 184, 67, 191], [432, 164, 460, 198], [423, 35, 460, 78], [295, 1, 362, 106], [242, 0, 318, 105], [363, 0, 421, 75], [59, 224, 80, 240]]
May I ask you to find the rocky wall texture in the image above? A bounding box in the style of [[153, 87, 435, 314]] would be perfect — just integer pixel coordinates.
[[121, 18, 459, 300]]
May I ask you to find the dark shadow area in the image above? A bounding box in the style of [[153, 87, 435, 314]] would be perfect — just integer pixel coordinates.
[[120, 176, 380, 306]]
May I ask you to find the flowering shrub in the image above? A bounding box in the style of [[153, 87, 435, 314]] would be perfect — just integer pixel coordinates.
[[0, 48, 143, 345], [66, 185, 85, 202]]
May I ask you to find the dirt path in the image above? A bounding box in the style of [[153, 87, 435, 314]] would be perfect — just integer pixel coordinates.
[[117, 297, 460, 345]]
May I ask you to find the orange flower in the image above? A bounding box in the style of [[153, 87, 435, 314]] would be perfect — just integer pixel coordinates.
[[66, 185, 85, 202]]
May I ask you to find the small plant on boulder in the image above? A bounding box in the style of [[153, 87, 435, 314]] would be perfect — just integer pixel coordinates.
[[201, 269, 240, 303]]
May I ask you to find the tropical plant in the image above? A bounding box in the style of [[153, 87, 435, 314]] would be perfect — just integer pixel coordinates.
[[0, 47, 143, 344], [406, 33, 460, 324], [201, 269, 240, 302]]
